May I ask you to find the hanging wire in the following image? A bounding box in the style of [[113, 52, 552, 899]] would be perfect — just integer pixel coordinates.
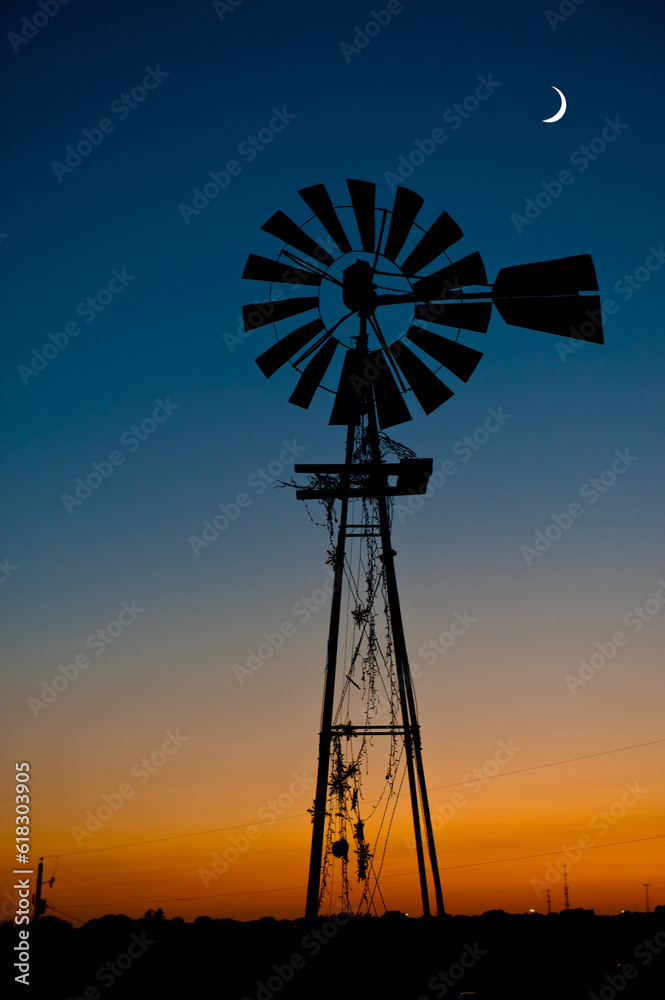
[[48, 856, 59, 884], [341, 532, 353, 725], [366, 755, 407, 917], [49, 905, 85, 925]]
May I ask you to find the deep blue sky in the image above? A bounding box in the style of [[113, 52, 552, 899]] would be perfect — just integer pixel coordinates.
[[2, 0, 664, 920]]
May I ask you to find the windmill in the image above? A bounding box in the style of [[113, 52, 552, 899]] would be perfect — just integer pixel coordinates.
[[242, 179, 603, 919]]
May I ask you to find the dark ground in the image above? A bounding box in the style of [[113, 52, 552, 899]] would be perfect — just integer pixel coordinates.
[[4, 909, 665, 1000]]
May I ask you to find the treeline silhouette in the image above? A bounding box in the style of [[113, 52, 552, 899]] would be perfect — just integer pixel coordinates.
[[4, 908, 665, 999]]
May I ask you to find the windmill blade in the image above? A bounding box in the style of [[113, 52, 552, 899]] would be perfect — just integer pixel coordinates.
[[412, 252, 487, 300], [492, 254, 599, 297], [384, 186, 424, 262], [255, 319, 326, 378], [387, 341, 454, 415], [289, 338, 338, 409], [243, 296, 319, 332], [400, 210, 463, 276], [406, 326, 483, 383], [242, 254, 322, 287], [414, 301, 492, 334], [493, 294, 604, 342], [347, 179, 376, 252], [299, 184, 352, 255], [329, 350, 366, 426], [261, 210, 335, 267], [368, 350, 412, 429]]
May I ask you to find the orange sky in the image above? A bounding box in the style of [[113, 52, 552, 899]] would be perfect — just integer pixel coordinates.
[[3, 541, 663, 924], [3, 716, 662, 924]]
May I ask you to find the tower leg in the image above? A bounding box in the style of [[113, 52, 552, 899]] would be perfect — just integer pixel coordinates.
[[304, 423, 355, 920], [366, 410, 446, 917]]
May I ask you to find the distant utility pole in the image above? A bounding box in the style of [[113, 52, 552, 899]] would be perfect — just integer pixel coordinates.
[[31, 857, 54, 921], [563, 864, 570, 911], [547, 889, 551, 915], [643, 883, 651, 913], [32, 859, 44, 922]]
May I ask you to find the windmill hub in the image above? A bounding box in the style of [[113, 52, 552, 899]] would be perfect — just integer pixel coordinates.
[[319, 251, 415, 351], [342, 260, 378, 315]]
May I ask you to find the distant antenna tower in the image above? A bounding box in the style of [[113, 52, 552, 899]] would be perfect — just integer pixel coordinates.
[[242, 179, 603, 918], [547, 888, 551, 915], [563, 863, 570, 910]]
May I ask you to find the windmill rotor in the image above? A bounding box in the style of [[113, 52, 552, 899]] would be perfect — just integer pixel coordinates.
[[242, 179, 603, 430]]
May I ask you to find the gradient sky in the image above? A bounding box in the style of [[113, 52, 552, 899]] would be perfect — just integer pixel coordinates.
[[1, 0, 664, 925]]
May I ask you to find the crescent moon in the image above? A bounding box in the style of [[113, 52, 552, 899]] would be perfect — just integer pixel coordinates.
[[543, 86, 567, 123]]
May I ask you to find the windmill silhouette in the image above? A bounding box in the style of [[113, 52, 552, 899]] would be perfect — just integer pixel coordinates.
[[242, 179, 603, 919]]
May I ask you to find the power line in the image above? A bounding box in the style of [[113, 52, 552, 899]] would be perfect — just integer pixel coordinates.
[[55, 834, 665, 909], [49, 905, 86, 925], [428, 737, 665, 792], [43, 736, 664, 860], [42, 811, 303, 859], [58, 884, 308, 908], [385, 834, 665, 877]]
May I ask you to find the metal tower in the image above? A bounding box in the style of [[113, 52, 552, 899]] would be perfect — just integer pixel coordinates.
[[241, 179, 603, 918]]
